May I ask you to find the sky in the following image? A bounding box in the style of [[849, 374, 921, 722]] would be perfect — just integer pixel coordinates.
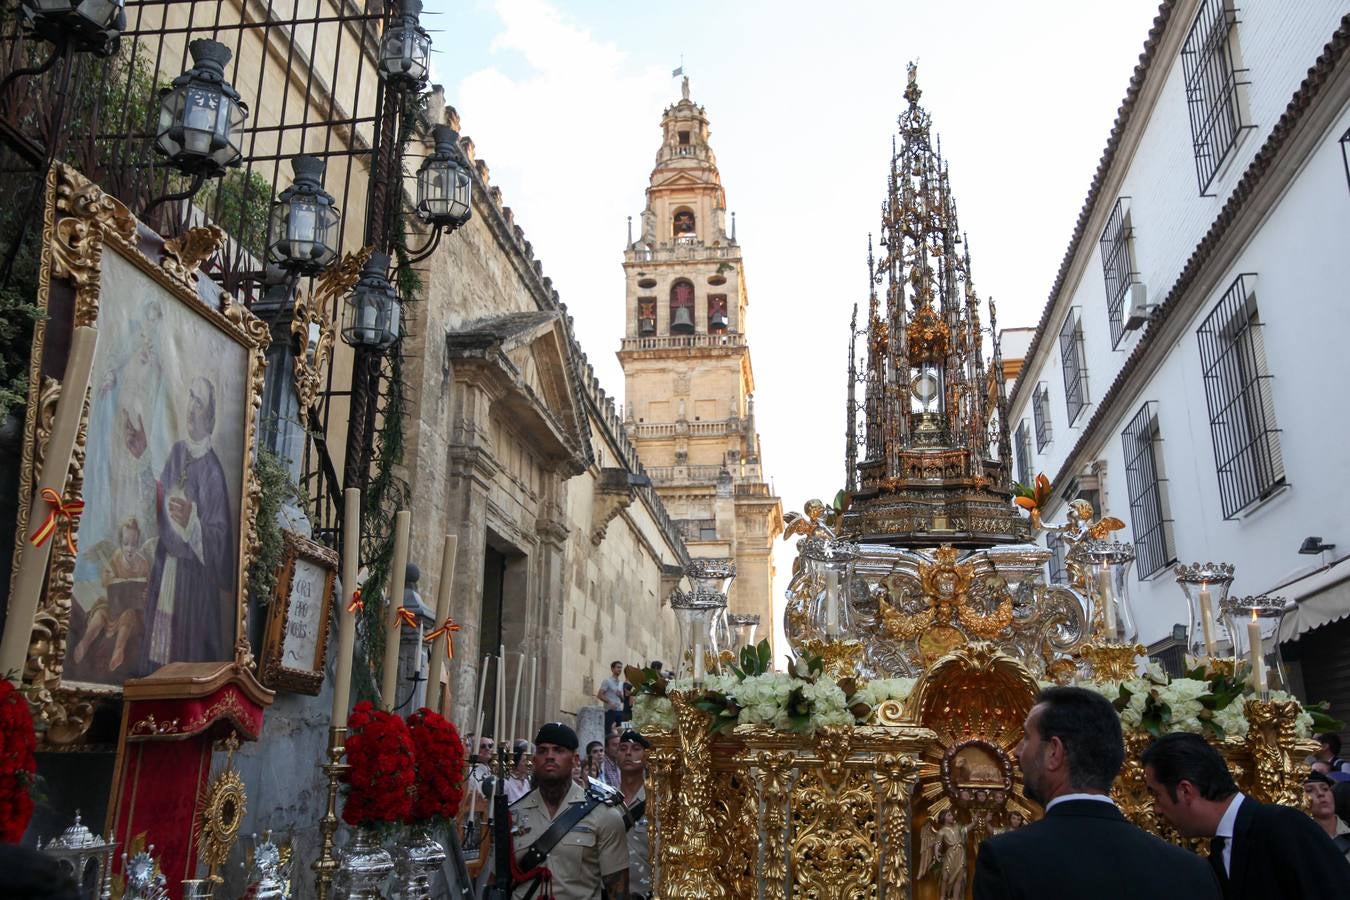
[[422, 0, 1166, 656]]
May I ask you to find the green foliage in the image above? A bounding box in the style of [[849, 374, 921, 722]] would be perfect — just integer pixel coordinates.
[[210, 170, 274, 260], [627, 663, 667, 697], [728, 639, 773, 679], [247, 448, 302, 606], [1304, 700, 1345, 736]]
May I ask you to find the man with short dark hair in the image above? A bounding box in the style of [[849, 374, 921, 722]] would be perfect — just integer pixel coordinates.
[[973, 686, 1220, 899], [1317, 732, 1350, 774], [1142, 731, 1350, 898], [510, 722, 629, 900], [597, 660, 626, 735], [618, 731, 652, 899], [601, 730, 622, 788]]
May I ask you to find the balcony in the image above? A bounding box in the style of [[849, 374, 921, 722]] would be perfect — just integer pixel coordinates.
[[620, 332, 746, 353], [624, 243, 741, 264], [630, 418, 744, 439], [646, 465, 727, 485]]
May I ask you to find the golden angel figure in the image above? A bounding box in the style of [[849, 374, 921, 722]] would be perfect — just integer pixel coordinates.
[[919, 808, 968, 900]]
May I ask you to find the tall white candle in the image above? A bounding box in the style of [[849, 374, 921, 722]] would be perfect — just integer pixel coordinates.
[[1098, 566, 1116, 638], [331, 489, 362, 728], [693, 640, 705, 684], [1, 326, 98, 684], [496, 644, 506, 746], [507, 652, 524, 755], [467, 653, 489, 740], [379, 510, 412, 709], [526, 656, 538, 743], [1248, 611, 1267, 692], [426, 535, 457, 716], [1198, 585, 1216, 657]]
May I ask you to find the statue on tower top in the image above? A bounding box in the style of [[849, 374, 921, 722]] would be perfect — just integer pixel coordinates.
[[681, 74, 690, 101]]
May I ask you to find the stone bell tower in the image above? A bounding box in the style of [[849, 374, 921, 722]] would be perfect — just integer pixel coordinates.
[[618, 77, 783, 640]]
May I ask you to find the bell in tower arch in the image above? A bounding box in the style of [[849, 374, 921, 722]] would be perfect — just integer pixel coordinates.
[[670, 280, 696, 334]]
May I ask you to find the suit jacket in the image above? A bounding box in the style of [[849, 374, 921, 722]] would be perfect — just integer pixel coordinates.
[[973, 799, 1221, 900], [1223, 796, 1350, 899]]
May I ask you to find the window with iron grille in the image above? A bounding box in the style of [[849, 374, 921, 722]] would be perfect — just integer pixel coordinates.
[[1197, 274, 1284, 517], [1033, 382, 1053, 452], [1122, 402, 1176, 578], [1099, 197, 1139, 347], [1046, 531, 1067, 585], [1059, 311, 1089, 425], [1181, 0, 1251, 196], [1015, 420, 1032, 487]]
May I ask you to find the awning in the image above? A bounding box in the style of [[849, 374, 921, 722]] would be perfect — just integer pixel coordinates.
[[1279, 575, 1350, 643]]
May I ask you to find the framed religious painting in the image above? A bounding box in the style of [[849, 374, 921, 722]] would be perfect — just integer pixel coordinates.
[[258, 530, 337, 695], [8, 164, 268, 744]]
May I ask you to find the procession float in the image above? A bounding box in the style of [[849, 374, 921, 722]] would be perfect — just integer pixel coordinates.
[[631, 65, 1332, 900]]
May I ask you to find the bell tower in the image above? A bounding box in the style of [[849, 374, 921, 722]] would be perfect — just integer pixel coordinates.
[[619, 78, 782, 640]]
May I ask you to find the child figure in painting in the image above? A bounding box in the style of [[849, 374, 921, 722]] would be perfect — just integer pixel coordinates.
[[73, 517, 149, 674]]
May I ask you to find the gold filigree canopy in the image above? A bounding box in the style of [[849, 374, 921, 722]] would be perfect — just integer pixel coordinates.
[[843, 63, 1025, 548]]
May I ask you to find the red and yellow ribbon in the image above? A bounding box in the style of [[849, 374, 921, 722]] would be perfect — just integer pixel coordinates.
[[424, 617, 461, 659], [29, 488, 84, 556], [395, 607, 419, 629], [347, 589, 363, 613]]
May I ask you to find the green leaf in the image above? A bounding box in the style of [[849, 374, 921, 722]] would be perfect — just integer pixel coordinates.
[[757, 640, 772, 672]]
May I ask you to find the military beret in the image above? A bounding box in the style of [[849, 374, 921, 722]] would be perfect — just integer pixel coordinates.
[[620, 730, 651, 749], [534, 721, 579, 751]]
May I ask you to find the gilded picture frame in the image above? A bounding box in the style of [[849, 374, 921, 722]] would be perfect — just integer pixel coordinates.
[[258, 530, 337, 695], [9, 164, 269, 745]]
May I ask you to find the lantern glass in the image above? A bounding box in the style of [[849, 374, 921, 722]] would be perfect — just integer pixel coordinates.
[[1082, 541, 1138, 643], [1174, 563, 1235, 660], [417, 157, 472, 227], [267, 196, 338, 273], [1221, 596, 1289, 692], [341, 254, 400, 349], [155, 83, 245, 174], [727, 614, 760, 653], [670, 589, 725, 686], [379, 21, 430, 87]]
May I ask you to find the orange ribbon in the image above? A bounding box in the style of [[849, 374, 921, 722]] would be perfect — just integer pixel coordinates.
[[29, 488, 84, 556], [396, 607, 419, 629], [424, 617, 461, 659], [347, 589, 363, 613]]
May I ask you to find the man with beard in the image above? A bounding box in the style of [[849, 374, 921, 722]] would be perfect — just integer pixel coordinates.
[[510, 722, 628, 900], [972, 686, 1219, 899]]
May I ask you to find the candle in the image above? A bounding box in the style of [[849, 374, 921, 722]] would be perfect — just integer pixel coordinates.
[[824, 569, 841, 637], [331, 489, 362, 728], [468, 710, 484, 819], [496, 644, 506, 747], [508, 652, 524, 755], [379, 510, 412, 709], [1248, 610, 1267, 692], [1, 326, 98, 684], [1198, 585, 1216, 657], [467, 653, 489, 742], [693, 640, 705, 684], [1098, 565, 1116, 638], [526, 656, 538, 744], [425, 535, 458, 715]]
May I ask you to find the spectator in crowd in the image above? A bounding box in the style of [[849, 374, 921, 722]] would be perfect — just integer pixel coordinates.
[[504, 739, 533, 804], [596, 660, 626, 734], [622, 679, 634, 725], [1305, 770, 1350, 863], [580, 740, 605, 784], [1316, 733, 1350, 774], [601, 729, 622, 788], [467, 734, 495, 799], [1142, 731, 1350, 898]]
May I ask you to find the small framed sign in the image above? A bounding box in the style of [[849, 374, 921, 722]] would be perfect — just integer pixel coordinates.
[[259, 531, 337, 694]]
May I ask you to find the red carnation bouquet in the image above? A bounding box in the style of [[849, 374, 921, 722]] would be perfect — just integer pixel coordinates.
[[406, 708, 466, 825], [0, 680, 37, 842], [342, 701, 416, 827]]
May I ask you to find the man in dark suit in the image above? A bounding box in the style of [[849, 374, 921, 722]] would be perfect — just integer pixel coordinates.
[[1142, 731, 1350, 898], [973, 686, 1220, 900]]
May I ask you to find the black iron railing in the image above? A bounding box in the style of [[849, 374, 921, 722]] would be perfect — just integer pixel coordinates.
[[1099, 197, 1138, 348], [1181, 0, 1251, 196], [1122, 401, 1174, 579], [1058, 310, 1089, 426]]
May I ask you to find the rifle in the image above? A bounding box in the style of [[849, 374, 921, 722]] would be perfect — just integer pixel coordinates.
[[483, 747, 514, 899]]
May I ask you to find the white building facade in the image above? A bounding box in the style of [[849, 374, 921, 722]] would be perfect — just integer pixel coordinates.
[[1004, 1, 1350, 719]]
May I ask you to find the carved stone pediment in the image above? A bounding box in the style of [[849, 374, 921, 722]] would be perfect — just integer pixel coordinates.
[[446, 311, 592, 475]]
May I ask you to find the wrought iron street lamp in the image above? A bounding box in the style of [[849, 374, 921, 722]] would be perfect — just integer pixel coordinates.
[[154, 39, 248, 179], [416, 126, 472, 230], [341, 251, 400, 350], [19, 0, 125, 56], [378, 0, 431, 91], [268, 155, 340, 276]]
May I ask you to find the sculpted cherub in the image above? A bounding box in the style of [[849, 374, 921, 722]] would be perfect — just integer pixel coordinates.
[[783, 498, 837, 541]]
